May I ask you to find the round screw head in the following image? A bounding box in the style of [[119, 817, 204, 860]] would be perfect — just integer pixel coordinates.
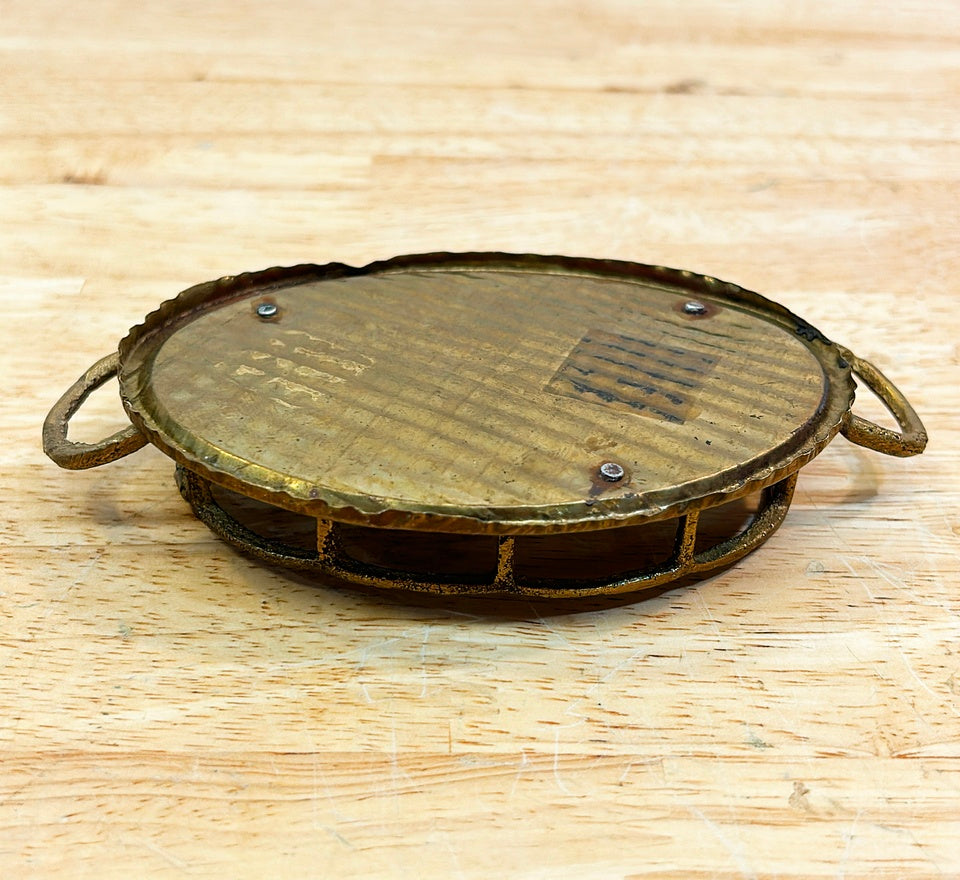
[[599, 461, 625, 482], [682, 300, 708, 315], [256, 302, 279, 319]]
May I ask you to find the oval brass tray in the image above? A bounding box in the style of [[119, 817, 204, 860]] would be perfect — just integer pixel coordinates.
[[43, 253, 927, 597]]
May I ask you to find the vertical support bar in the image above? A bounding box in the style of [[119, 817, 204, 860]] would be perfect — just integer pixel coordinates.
[[672, 510, 700, 569], [316, 518, 340, 564], [493, 536, 516, 590], [690, 472, 799, 569]]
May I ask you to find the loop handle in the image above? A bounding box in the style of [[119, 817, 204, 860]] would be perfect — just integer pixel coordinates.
[[42, 352, 147, 469], [838, 346, 927, 457]]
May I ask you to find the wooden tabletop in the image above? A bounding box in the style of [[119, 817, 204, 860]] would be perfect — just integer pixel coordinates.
[[3, 1, 958, 876]]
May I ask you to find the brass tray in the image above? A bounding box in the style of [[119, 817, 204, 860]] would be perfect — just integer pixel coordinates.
[[43, 253, 927, 597]]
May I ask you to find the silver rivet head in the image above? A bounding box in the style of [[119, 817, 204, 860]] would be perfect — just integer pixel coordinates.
[[683, 300, 708, 315], [256, 302, 278, 319], [599, 461, 625, 482]]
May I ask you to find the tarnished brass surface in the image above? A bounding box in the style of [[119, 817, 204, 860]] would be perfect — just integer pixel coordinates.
[[42, 253, 927, 595], [837, 345, 928, 457], [115, 254, 859, 534], [41, 352, 147, 469]]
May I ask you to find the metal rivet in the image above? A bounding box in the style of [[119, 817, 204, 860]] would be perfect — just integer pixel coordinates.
[[256, 302, 278, 319], [683, 300, 708, 315], [599, 461, 625, 482]]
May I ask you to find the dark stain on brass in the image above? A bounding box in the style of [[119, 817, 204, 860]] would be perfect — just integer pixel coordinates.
[[587, 459, 632, 499], [547, 326, 719, 424]]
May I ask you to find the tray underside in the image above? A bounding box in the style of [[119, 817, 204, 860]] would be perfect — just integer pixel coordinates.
[[120, 255, 851, 535]]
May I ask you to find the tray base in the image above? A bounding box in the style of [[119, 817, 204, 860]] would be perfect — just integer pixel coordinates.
[[176, 466, 798, 598]]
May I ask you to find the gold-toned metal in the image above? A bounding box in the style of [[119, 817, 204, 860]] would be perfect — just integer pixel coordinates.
[[836, 345, 928, 457], [174, 464, 798, 598], [43, 253, 927, 596], [116, 255, 850, 533], [41, 352, 147, 470]]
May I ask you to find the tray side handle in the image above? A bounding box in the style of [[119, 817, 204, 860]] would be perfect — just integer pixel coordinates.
[[42, 352, 147, 469], [838, 346, 927, 457]]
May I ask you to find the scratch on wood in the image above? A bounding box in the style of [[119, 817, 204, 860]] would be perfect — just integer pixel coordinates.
[[139, 838, 189, 872], [552, 730, 575, 797], [684, 806, 757, 879]]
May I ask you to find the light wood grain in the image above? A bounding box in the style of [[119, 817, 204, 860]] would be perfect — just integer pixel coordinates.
[[2, 1, 959, 877]]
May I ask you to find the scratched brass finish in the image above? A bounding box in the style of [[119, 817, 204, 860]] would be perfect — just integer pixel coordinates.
[[43, 253, 927, 596], [116, 254, 853, 532]]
